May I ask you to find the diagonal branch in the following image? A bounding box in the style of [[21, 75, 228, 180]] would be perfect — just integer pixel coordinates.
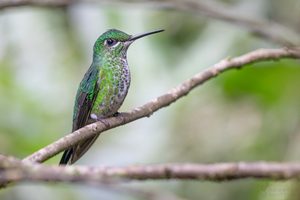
[[3, 155, 300, 185], [23, 47, 300, 164]]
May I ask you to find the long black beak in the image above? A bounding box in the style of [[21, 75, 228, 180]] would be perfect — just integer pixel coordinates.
[[129, 29, 164, 41]]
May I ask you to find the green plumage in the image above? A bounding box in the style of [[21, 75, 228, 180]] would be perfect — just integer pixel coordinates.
[[60, 29, 164, 165]]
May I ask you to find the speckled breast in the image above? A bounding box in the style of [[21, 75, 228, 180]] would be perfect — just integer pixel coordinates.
[[94, 58, 131, 118]]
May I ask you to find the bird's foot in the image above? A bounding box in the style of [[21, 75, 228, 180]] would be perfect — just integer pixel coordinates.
[[112, 112, 129, 123], [112, 112, 121, 117], [90, 113, 110, 128]]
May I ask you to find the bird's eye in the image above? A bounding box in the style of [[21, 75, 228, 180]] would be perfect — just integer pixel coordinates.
[[105, 39, 118, 47]]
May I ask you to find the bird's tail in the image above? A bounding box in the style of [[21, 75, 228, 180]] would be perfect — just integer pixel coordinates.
[[59, 134, 100, 165], [59, 148, 73, 165]]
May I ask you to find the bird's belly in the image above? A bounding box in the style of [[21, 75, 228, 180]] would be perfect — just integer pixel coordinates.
[[92, 75, 130, 119]]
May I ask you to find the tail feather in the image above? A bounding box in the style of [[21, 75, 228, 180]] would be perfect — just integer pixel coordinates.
[[59, 134, 100, 165], [59, 148, 73, 165]]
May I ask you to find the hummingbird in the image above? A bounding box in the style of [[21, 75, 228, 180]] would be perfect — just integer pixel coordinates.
[[59, 29, 164, 165]]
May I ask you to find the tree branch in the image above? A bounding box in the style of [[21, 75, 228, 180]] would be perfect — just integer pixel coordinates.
[[1, 0, 299, 46], [0, 0, 71, 8], [3, 155, 300, 185], [23, 47, 300, 164]]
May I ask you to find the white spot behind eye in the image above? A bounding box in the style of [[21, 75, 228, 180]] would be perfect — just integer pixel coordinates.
[[112, 41, 120, 48]]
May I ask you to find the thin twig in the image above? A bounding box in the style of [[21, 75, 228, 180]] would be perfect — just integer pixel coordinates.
[[23, 47, 300, 164], [158, 0, 300, 46], [1, 0, 299, 46]]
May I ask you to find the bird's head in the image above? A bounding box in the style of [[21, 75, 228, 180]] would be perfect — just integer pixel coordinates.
[[93, 29, 164, 61]]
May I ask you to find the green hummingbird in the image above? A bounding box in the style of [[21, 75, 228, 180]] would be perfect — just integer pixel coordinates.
[[59, 29, 164, 165]]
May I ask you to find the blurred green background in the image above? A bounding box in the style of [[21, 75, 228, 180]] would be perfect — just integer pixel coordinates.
[[1, 0, 300, 199]]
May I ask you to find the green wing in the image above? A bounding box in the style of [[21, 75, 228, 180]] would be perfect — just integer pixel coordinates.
[[60, 65, 100, 165]]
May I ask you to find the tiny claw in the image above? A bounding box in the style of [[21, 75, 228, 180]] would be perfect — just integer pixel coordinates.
[[112, 112, 121, 117], [113, 112, 129, 123], [114, 112, 130, 118]]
